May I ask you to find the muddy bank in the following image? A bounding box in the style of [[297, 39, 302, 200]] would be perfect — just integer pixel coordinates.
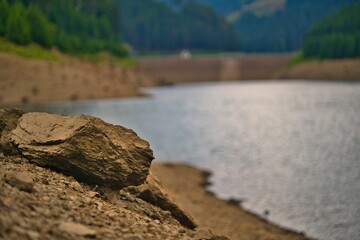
[[152, 163, 310, 240], [139, 54, 292, 83], [1, 52, 359, 105], [0, 53, 158, 105], [139, 55, 360, 84], [277, 59, 360, 81]]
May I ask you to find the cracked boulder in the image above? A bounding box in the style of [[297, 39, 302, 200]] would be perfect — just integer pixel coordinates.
[[8, 112, 154, 189]]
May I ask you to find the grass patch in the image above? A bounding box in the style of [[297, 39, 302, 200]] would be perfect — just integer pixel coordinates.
[[0, 38, 59, 62], [288, 52, 306, 66], [289, 52, 325, 66], [0, 38, 136, 68], [76, 52, 138, 68]]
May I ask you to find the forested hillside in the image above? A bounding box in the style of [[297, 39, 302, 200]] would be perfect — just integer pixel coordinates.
[[120, 0, 241, 53], [302, 2, 360, 59], [234, 0, 358, 52], [0, 0, 128, 57], [159, 0, 358, 53]]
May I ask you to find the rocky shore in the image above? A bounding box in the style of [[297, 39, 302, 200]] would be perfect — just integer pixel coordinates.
[[0, 109, 226, 240], [0, 109, 312, 240]]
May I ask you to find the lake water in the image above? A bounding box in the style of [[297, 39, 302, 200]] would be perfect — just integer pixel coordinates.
[[13, 81, 360, 240]]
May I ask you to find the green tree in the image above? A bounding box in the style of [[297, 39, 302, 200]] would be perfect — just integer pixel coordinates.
[[27, 4, 55, 48], [6, 3, 31, 45], [302, 1, 360, 59], [0, 0, 10, 35]]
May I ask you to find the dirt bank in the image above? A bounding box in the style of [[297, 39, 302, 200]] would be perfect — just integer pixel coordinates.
[[277, 59, 360, 81], [139, 55, 360, 83], [1, 52, 359, 106], [139, 54, 292, 83], [0, 53, 157, 105], [152, 163, 310, 240]]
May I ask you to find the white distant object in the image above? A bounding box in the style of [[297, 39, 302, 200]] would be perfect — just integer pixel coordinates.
[[179, 50, 192, 60]]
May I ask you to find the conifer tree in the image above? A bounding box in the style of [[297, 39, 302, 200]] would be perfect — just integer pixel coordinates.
[[6, 3, 31, 45], [27, 4, 54, 48], [0, 0, 10, 35]]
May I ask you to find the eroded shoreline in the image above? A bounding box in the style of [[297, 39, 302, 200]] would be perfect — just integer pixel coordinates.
[[152, 162, 310, 240]]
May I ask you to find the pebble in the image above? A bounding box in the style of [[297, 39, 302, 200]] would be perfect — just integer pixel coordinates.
[[57, 221, 97, 237], [122, 233, 144, 240], [5, 171, 34, 193], [193, 227, 214, 240], [88, 191, 100, 198], [70, 181, 81, 191]]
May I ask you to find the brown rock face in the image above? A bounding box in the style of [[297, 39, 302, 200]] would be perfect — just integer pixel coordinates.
[[126, 173, 197, 230], [0, 109, 25, 155], [9, 112, 154, 189]]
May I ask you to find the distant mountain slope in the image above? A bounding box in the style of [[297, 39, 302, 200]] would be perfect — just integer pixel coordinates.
[[302, 2, 360, 59], [227, 0, 285, 22], [159, 0, 254, 16], [120, 0, 241, 53], [234, 0, 359, 52]]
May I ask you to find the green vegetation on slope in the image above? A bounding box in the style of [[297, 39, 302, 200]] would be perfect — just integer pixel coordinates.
[[120, 0, 241, 53], [0, 37, 59, 61], [234, 0, 358, 53], [0, 0, 128, 57], [302, 2, 360, 59]]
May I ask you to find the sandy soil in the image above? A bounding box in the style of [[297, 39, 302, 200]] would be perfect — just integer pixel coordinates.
[[152, 163, 310, 240]]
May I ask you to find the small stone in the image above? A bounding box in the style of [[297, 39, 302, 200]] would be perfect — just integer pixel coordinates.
[[94, 200, 104, 210], [12, 157, 22, 163], [27, 230, 40, 240], [41, 178, 49, 185], [122, 233, 144, 240], [82, 197, 92, 205], [58, 222, 97, 237], [88, 191, 100, 198], [106, 211, 117, 219], [5, 171, 34, 192], [70, 181, 81, 191], [42, 196, 50, 202], [194, 227, 215, 240]]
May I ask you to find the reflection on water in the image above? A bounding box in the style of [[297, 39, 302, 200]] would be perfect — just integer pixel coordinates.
[[9, 81, 360, 240]]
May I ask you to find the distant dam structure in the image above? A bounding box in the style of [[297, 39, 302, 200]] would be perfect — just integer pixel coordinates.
[[219, 58, 241, 81], [139, 54, 292, 84]]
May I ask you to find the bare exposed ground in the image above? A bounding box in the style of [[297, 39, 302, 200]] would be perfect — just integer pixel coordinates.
[[152, 163, 310, 240], [139, 54, 292, 83], [1, 52, 359, 106], [277, 59, 360, 81], [0, 53, 156, 105], [140, 55, 360, 84], [0, 155, 228, 240]]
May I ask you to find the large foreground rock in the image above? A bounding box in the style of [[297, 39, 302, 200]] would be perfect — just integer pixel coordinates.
[[9, 112, 154, 189]]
